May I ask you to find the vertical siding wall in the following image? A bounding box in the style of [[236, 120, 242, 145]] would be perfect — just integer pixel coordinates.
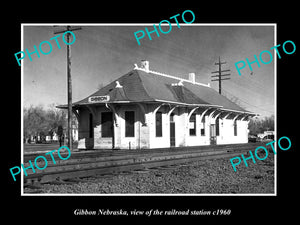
[[176, 107, 187, 147], [93, 106, 113, 149], [148, 105, 169, 149], [78, 104, 249, 150], [216, 119, 248, 144], [185, 113, 210, 147], [148, 106, 249, 148], [78, 104, 150, 150], [117, 104, 150, 149], [77, 107, 93, 149], [148, 106, 211, 148]]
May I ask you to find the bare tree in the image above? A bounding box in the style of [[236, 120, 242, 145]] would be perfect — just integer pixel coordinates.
[[248, 115, 274, 135], [23, 104, 67, 142]]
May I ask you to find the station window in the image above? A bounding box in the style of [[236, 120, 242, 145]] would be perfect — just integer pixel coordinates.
[[125, 111, 135, 137], [89, 113, 93, 138], [101, 112, 113, 137], [170, 113, 174, 122], [189, 114, 196, 136], [200, 116, 205, 136], [234, 120, 237, 136], [156, 112, 162, 137], [216, 117, 220, 136], [200, 122, 205, 136]]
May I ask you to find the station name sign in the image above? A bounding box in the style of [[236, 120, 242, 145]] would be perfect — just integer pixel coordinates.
[[88, 95, 110, 103]]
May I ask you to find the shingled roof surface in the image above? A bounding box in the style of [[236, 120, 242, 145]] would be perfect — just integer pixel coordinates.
[[72, 69, 249, 113]]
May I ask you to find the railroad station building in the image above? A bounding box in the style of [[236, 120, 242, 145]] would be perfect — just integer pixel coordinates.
[[58, 61, 256, 150]]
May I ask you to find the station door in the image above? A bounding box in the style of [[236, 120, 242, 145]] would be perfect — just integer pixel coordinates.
[[210, 124, 217, 145], [101, 112, 114, 149], [170, 113, 175, 147]]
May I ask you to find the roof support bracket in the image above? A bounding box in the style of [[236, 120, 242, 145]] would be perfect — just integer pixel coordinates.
[[223, 112, 233, 120], [242, 113, 256, 123], [72, 109, 80, 121], [86, 105, 96, 118], [214, 111, 223, 120], [137, 103, 147, 126], [232, 114, 240, 123], [199, 107, 211, 122], [241, 115, 248, 121], [208, 109, 218, 122], [167, 105, 178, 116], [106, 103, 120, 127], [153, 103, 165, 115], [187, 107, 199, 120], [236, 113, 246, 121]]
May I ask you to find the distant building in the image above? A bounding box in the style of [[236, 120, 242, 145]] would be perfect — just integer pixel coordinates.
[[58, 61, 256, 150]]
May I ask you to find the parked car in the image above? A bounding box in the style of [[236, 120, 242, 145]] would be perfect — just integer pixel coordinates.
[[248, 135, 257, 142], [260, 135, 274, 142]]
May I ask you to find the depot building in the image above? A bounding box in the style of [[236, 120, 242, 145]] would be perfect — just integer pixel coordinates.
[[58, 61, 256, 150]]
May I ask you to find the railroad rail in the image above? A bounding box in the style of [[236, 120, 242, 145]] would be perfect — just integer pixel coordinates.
[[23, 143, 268, 185]]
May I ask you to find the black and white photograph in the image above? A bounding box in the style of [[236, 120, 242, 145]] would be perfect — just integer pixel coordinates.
[[5, 5, 299, 223], [21, 24, 275, 195]]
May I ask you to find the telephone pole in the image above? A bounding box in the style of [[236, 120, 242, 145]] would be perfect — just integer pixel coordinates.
[[54, 26, 81, 151], [211, 56, 230, 94]]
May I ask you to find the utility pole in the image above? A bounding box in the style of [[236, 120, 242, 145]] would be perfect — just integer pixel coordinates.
[[211, 56, 231, 94], [54, 26, 81, 151]]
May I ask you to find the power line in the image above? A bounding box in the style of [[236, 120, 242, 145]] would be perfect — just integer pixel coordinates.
[[211, 56, 231, 94], [228, 79, 274, 100], [221, 88, 274, 114], [231, 73, 273, 95]]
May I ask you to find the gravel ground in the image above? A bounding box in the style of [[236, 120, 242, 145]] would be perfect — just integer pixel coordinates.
[[25, 154, 274, 194]]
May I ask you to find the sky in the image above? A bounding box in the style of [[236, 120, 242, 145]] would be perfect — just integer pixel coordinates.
[[23, 24, 275, 118]]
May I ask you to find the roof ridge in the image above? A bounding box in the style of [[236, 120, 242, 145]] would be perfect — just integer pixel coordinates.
[[134, 67, 211, 88]]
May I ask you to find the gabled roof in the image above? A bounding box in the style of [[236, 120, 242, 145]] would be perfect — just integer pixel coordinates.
[[62, 68, 253, 114]]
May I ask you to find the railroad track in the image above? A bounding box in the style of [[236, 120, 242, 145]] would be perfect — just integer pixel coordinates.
[[23, 143, 267, 185]]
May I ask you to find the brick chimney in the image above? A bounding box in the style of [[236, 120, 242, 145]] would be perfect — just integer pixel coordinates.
[[140, 60, 149, 73], [189, 73, 195, 84]]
